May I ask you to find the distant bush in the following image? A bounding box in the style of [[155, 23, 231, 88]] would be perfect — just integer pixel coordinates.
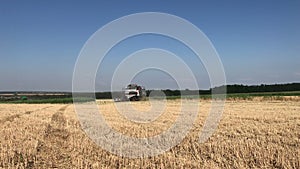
[[21, 96, 27, 101]]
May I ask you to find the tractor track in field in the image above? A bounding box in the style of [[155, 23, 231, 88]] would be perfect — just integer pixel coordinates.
[[0, 106, 53, 124], [35, 105, 72, 167], [0, 105, 70, 168]]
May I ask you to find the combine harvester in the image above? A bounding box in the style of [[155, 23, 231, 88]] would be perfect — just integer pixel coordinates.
[[115, 84, 146, 101]]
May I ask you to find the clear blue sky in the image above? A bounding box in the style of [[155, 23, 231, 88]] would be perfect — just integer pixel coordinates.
[[0, 0, 299, 91]]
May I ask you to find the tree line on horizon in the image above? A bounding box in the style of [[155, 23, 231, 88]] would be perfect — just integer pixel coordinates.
[[94, 83, 300, 99], [213, 83, 300, 94]]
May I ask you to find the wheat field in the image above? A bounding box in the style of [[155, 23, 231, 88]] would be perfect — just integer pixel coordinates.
[[0, 98, 299, 168]]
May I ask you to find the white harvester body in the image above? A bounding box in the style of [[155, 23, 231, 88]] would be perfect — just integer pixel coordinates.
[[123, 84, 146, 101]]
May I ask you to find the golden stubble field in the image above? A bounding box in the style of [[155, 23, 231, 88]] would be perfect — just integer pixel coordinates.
[[0, 98, 299, 168]]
